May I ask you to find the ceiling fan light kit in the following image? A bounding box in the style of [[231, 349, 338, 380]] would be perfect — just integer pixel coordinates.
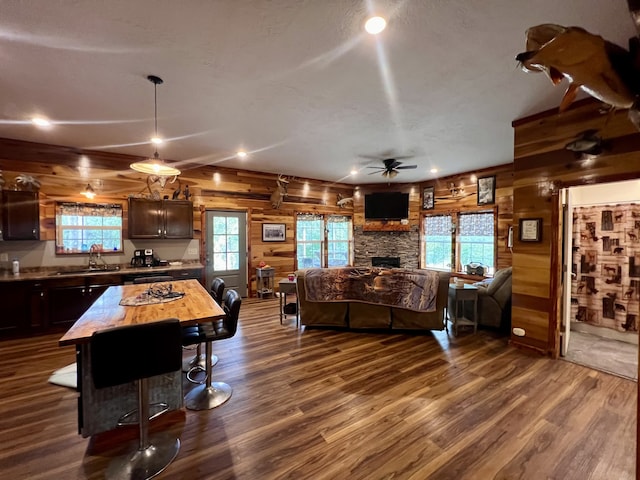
[[366, 157, 418, 178], [130, 75, 181, 178]]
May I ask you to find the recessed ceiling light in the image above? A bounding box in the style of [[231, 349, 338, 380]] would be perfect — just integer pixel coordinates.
[[430, 168, 438, 174], [237, 151, 248, 159], [365, 16, 387, 35], [350, 169, 358, 175], [31, 117, 51, 127], [151, 136, 163, 145]]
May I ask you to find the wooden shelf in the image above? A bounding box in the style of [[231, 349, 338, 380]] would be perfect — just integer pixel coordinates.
[[362, 223, 410, 232]]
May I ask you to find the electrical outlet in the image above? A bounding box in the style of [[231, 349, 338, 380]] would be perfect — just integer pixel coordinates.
[[187, 248, 198, 255], [0, 253, 8, 262]]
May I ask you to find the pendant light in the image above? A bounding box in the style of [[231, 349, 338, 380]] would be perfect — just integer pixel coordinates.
[[130, 75, 181, 177], [81, 183, 96, 199]]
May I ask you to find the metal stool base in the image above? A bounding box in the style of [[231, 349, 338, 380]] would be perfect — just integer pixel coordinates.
[[184, 382, 232, 411], [105, 435, 180, 480], [182, 353, 219, 373]]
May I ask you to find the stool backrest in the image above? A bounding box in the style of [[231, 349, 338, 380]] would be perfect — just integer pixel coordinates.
[[91, 319, 182, 389], [222, 289, 241, 336], [210, 277, 226, 305], [133, 275, 174, 284]]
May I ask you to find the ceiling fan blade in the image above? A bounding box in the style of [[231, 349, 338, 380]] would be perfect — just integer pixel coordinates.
[[369, 170, 382, 175], [396, 165, 417, 169], [366, 166, 385, 169]]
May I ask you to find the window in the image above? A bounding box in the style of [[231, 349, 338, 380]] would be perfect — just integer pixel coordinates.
[[327, 216, 352, 267], [423, 211, 495, 274], [458, 212, 495, 274], [296, 213, 353, 268], [212, 215, 240, 271], [55, 202, 123, 254], [424, 215, 453, 270]]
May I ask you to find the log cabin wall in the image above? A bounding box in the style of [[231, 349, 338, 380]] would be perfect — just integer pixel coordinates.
[[511, 99, 640, 355], [420, 163, 514, 272], [0, 138, 354, 296]]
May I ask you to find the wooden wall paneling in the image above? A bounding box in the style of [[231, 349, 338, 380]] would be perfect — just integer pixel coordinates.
[[419, 163, 514, 271], [0, 138, 354, 298], [512, 98, 640, 356]]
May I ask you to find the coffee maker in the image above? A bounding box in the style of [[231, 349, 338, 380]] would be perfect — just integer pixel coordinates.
[[131, 248, 158, 267]]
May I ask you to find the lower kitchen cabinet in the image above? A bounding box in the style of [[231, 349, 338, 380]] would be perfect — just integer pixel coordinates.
[[0, 267, 203, 338], [48, 275, 121, 329], [0, 282, 31, 334]]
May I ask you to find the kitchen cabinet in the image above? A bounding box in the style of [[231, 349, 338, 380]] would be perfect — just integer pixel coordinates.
[[48, 275, 121, 329], [0, 282, 31, 334], [2, 190, 40, 240], [0, 266, 204, 338], [128, 198, 193, 239]]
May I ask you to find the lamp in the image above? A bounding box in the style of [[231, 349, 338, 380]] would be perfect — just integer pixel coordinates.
[[130, 75, 181, 177], [82, 183, 96, 199]]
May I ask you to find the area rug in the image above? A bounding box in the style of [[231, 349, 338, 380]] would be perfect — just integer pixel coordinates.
[[48, 362, 77, 389]]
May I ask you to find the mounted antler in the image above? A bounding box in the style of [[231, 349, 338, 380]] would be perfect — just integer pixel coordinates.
[[270, 174, 290, 209]]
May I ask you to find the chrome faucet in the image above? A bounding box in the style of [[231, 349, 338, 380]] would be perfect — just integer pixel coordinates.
[[88, 244, 104, 269]]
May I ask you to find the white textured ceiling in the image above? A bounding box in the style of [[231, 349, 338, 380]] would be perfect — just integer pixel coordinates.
[[0, 1, 636, 184]]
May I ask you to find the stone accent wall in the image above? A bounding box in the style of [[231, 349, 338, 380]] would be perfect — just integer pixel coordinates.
[[353, 226, 420, 268]]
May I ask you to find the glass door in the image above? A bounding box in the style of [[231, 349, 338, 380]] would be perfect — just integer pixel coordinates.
[[205, 210, 247, 297]]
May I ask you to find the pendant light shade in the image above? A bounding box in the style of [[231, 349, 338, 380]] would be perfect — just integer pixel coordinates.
[[130, 75, 181, 177], [81, 183, 96, 199]]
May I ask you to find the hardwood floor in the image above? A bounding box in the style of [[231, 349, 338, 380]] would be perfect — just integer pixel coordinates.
[[0, 298, 635, 479]]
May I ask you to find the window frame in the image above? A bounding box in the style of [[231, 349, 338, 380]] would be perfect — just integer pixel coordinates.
[[295, 213, 353, 268], [55, 202, 124, 255], [421, 207, 497, 275]]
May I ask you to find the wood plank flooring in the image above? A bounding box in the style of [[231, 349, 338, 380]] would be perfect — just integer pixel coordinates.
[[0, 298, 635, 479]]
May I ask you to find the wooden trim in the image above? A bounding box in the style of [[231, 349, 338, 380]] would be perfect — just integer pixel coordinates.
[[362, 223, 410, 232], [548, 192, 562, 358], [511, 97, 598, 127]]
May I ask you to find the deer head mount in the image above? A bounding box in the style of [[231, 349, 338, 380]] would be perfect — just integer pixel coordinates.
[[270, 174, 291, 209]]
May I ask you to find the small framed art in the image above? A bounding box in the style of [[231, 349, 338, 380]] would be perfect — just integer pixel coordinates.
[[477, 175, 496, 206], [423, 186, 435, 210], [262, 223, 286, 242], [519, 218, 542, 242]]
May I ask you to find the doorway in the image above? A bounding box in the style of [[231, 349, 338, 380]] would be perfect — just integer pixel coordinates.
[[205, 210, 248, 297], [561, 180, 640, 380]]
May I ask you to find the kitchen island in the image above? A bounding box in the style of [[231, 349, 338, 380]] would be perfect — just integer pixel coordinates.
[[59, 279, 225, 437]]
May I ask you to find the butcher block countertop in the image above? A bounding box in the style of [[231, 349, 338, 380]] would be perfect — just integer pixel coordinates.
[[59, 279, 223, 346]]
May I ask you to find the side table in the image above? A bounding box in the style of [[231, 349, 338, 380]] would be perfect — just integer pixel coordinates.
[[278, 278, 299, 327], [256, 267, 275, 298], [447, 284, 478, 335]]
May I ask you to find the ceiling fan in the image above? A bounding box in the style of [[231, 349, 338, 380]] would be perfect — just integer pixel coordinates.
[[367, 158, 417, 178]]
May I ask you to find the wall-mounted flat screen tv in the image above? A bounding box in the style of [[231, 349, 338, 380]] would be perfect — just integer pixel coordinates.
[[364, 192, 409, 220]]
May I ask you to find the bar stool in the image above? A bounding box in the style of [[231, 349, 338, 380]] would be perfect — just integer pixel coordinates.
[[182, 289, 241, 410], [91, 318, 182, 480]]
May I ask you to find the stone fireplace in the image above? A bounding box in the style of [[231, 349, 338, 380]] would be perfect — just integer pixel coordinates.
[[353, 225, 420, 269]]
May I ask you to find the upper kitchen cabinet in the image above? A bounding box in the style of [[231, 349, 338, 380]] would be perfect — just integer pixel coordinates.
[[128, 198, 193, 239], [2, 190, 40, 240]]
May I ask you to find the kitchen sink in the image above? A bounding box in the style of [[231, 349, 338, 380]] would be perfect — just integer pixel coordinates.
[[49, 266, 121, 276]]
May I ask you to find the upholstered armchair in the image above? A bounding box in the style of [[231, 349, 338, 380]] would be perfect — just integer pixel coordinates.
[[468, 267, 512, 330]]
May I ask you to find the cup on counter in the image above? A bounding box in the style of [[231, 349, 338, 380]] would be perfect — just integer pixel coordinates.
[[456, 279, 465, 288], [288, 274, 295, 281]]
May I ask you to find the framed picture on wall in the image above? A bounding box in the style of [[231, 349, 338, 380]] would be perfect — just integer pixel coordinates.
[[262, 223, 286, 242], [519, 218, 542, 242], [477, 175, 496, 206], [423, 186, 435, 210]]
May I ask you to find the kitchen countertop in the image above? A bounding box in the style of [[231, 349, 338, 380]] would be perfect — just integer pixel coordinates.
[[0, 262, 204, 282]]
